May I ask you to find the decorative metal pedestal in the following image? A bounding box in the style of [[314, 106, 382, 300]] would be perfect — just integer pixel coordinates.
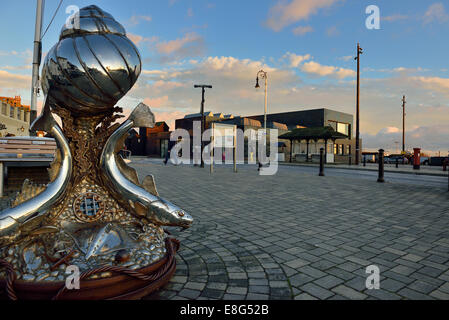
[[0, 5, 192, 300]]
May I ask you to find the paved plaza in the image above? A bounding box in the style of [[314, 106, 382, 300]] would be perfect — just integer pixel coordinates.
[[1, 160, 448, 300], [127, 160, 449, 300]]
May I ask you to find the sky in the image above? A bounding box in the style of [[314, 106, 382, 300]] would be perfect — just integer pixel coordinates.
[[0, 0, 448, 154]]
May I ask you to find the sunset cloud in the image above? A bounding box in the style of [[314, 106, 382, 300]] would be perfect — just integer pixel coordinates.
[[266, 0, 341, 31], [0, 69, 31, 89], [155, 32, 205, 63], [292, 25, 313, 36], [283, 52, 311, 68], [127, 15, 152, 27], [301, 61, 356, 79], [423, 3, 449, 24]]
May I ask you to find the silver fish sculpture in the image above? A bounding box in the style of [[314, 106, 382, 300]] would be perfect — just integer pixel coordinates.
[[0, 97, 73, 237], [100, 103, 193, 229]]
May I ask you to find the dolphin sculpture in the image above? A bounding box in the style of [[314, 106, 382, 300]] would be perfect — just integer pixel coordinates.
[[100, 103, 193, 229], [0, 97, 73, 237]]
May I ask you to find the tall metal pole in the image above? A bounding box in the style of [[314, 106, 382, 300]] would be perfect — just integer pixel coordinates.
[[194, 85, 212, 168], [264, 75, 268, 132], [402, 95, 406, 154], [255, 70, 268, 167], [31, 0, 44, 115], [355, 43, 363, 165]]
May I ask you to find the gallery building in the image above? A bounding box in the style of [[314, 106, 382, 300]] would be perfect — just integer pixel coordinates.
[[174, 108, 359, 164]]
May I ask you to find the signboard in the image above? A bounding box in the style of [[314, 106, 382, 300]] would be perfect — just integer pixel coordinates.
[[213, 123, 236, 148], [210, 123, 237, 174]]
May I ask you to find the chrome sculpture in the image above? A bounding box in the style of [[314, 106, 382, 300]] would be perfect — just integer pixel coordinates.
[[0, 5, 191, 298], [0, 98, 72, 238], [100, 103, 193, 229]]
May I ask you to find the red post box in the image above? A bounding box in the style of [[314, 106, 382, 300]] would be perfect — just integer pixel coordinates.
[[413, 148, 421, 170]]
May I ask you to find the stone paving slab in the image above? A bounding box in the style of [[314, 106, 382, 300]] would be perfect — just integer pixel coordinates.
[[128, 162, 449, 300], [2, 160, 448, 300], [128, 164, 449, 300]]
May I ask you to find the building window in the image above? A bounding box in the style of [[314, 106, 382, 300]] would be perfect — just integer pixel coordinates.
[[334, 144, 338, 155], [346, 145, 351, 155], [339, 144, 344, 155], [337, 122, 349, 136], [10, 106, 15, 118]]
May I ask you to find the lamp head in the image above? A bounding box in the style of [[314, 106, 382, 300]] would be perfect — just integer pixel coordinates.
[[255, 77, 260, 89]]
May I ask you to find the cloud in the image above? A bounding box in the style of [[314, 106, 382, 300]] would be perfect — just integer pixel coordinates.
[[326, 25, 339, 37], [0, 69, 31, 89], [339, 56, 353, 62], [127, 33, 158, 46], [2, 65, 32, 71], [363, 125, 449, 154], [126, 55, 298, 120], [382, 14, 408, 22], [119, 54, 449, 153], [143, 96, 169, 108], [127, 15, 152, 27], [152, 110, 186, 130], [266, 0, 341, 31], [283, 52, 311, 68], [410, 76, 449, 96], [423, 3, 449, 24], [301, 61, 355, 79], [292, 25, 313, 36], [155, 32, 205, 63], [364, 67, 429, 74], [128, 33, 143, 45], [187, 8, 194, 17]]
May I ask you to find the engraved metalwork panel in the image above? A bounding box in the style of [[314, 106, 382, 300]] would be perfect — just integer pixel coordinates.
[[73, 193, 105, 222]]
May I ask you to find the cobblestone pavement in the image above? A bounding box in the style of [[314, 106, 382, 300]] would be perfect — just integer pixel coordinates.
[[127, 162, 449, 300], [1, 162, 448, 300]]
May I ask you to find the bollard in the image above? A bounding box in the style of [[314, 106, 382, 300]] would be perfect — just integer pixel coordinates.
[[319, 148, 325, 176], [363, 157, 366, 167], [378, 149, 385, 183], [396, 158, 399, 169]]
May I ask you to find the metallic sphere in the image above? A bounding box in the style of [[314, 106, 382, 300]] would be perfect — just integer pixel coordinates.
[[41, 5, 142, 115]]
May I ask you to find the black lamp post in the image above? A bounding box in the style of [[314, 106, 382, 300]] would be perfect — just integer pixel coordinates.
[[194, 85, 212, 168]]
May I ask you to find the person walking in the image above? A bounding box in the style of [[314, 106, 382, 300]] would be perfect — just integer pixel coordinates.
[[164, 141, 175, 165]]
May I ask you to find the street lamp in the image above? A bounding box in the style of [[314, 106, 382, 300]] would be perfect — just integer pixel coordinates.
[[255, 70, 268, 169], [255, 70, 268, 132]]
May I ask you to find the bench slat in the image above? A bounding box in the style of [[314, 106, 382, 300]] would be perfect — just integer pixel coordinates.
[[0, 141, 57, 146], [0, 149, 55, 154], [0, 144, 56, 150]]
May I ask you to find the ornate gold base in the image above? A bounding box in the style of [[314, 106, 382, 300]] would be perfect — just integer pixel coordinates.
[[0, 238, 179, 300]]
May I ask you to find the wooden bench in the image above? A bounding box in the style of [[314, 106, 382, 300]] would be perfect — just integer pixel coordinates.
[[0, 137, 56, 197]]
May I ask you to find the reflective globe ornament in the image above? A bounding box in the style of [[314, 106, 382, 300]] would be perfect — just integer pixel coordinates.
[[41, 5, 142, 115]]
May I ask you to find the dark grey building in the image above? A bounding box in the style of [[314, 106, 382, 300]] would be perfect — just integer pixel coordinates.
[[247, 108, 353, 138]]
